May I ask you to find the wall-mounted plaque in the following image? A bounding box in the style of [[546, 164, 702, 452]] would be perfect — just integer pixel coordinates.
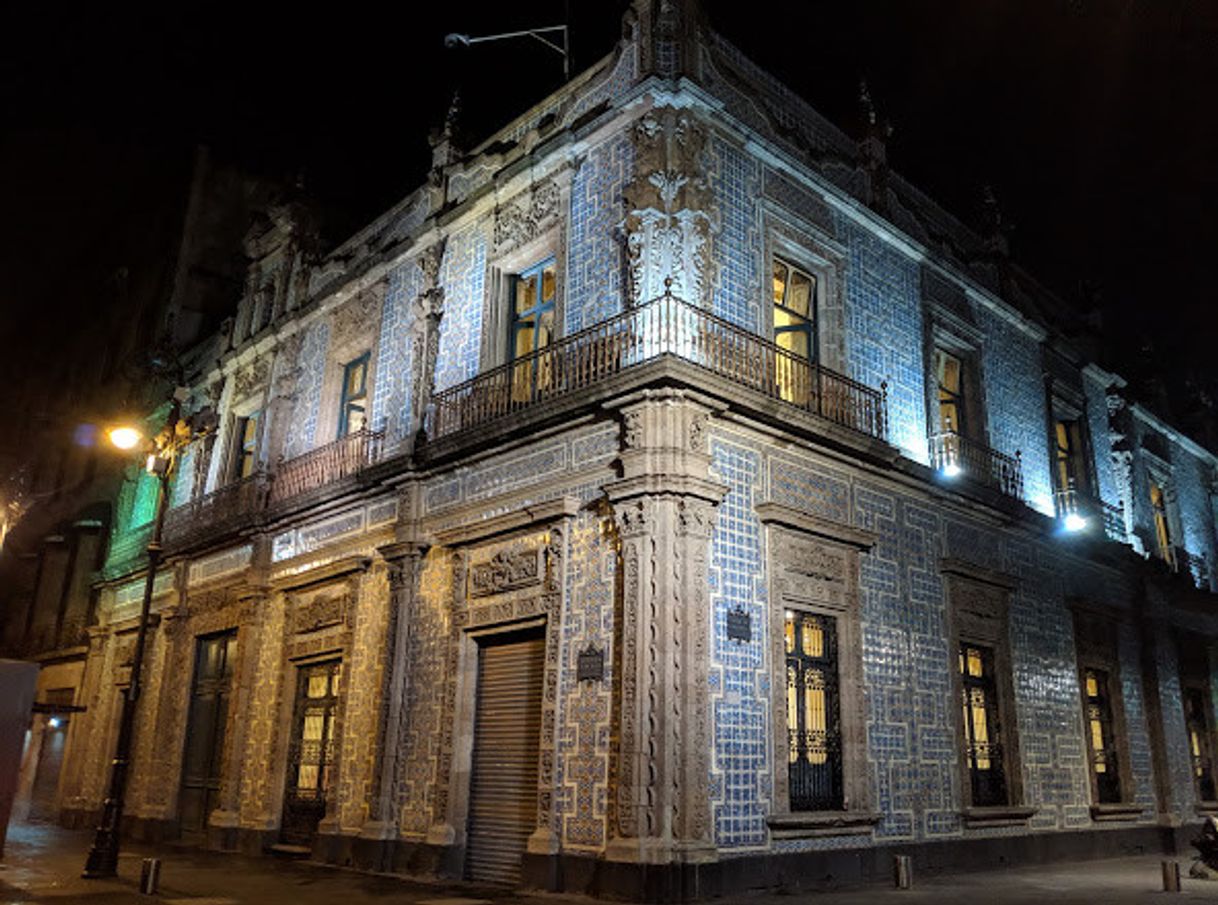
[[577, 644, 605, 683], [726, 608, 751, 643]]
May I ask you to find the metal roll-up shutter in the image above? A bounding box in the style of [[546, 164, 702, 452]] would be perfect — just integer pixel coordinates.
[[465, 630, 545, 885]]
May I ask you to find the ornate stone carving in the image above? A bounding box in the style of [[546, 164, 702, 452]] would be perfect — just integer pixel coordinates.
[[469, 547, 541, 597], [331, 284, 383, 347], [409, 238, 449, 440], [292, 591, 347, 634], [493, 178, 561, 255], [233, 358, 271, 401], [622, 108, 714, 306], [622, 410, 644, 449]]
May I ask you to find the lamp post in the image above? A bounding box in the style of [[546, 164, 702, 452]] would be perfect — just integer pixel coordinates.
[[82, 398, 202, 878], [444, 23, 570, 82]]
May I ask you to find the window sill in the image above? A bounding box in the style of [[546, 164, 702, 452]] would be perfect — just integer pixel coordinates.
[[1195, 802, 1218, 817], [1090, 803, 1145, 822], [767, 810, 882, 839], [962, 805, 1038, 828]]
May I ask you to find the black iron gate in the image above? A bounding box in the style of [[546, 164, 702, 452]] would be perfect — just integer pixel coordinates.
[[179, 631, 237, 835], [281, 659, 342, 846]]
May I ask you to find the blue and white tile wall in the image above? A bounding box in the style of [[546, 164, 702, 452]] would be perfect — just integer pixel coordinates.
[[434, 227, 487, 392], [566, 134, 633, 333], [283, 318, 330, 458], [1083, 371, 1121, 512], [1170, 440, 1218, 575], [977, 307, 1054, 516], [706, 136, 763, 333], [370, 257, 422, 444], [837, 218, 927, 460]]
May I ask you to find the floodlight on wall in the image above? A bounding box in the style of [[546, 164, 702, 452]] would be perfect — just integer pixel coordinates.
[[1063, 512, 1088, 533], [107, 426, 143, 450], [941, 463, 962, 478], [444, 24, 570, 81]]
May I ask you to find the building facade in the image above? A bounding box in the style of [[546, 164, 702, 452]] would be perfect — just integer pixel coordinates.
[[52, 2, 1218, 899]]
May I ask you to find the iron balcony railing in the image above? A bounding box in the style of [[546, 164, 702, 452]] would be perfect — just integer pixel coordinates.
[[162, 429, 384, 545], [164, 471, 270, 542], [427, 293, 888, 443], [269, 428, 384, 504], [929, 430, 1024, 501], [1054, 483, 1130, 543]]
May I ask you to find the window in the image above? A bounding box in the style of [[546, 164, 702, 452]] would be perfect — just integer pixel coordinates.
[[772, 258, 816, 403], [947, 567, 1031, 821], [784, 610, 842, 811], [1180, 637, 1217, 803], [338, 354, 369, 437], [934, 348, 966, 436], [959, 643, 1007, 807], [1149, 479, 1176, 567], [230, 413, 260, 481], [509, 259, 556, 400], [1073, 610, 1135, 813], [1082, 668, 1122, 804], [761, 504, 876, 833], [1053, 419, 1087, 495]]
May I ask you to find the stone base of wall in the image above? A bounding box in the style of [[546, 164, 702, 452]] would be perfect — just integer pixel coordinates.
[[321, 834, 460, 880], [523, 825, 1182, 902]]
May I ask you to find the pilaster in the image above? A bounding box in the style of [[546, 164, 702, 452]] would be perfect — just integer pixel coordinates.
[[603, 389, 725, 865]]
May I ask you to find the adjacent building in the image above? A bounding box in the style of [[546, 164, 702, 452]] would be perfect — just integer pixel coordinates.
[[38, 2, 1218, 899]]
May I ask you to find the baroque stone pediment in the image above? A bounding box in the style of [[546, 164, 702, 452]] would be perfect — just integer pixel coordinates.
[[493, 178, 561, 255], [292, 590, 348, 634]]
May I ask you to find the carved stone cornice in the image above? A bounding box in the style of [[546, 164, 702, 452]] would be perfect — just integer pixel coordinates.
[[430, 496, 579, 548], [756, 501, 877, 551], [271, 553, 372, 593]]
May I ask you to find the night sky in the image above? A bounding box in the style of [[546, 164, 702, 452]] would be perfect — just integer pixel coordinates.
[[2, 1, 1215, 422]]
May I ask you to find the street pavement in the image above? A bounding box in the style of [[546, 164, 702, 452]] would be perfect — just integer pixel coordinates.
[[4, 821, 1218, 904]]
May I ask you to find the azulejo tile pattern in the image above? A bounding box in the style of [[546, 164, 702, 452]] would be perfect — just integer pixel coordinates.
[[837, 218, 927, 460], [284, 318, 330, 458], [707, 136, 762, 333], [371, 256, 421, 443], [566, 135, 633, 333], [434, 227, 487, 392]]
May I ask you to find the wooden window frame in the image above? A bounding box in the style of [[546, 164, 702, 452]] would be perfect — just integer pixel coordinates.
[[338, 353, 370, 438]]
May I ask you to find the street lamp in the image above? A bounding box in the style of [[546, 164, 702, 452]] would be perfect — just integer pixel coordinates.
[[82, 396, 209, 879], [444, 24, 570, 82]]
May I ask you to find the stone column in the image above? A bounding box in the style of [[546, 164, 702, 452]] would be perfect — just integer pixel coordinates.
[[603, 389, 725, 866], [357, 539, 425, 868]]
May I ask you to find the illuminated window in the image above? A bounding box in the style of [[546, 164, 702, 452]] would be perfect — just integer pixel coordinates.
[[1149, 480, 1176, 567], [772, 258, 816, 403], [1053, 419, 1086, 495], [338, 354, 369, 437], [934, 348, 966, 436], [1083, 668, 1122, 804], [230, 413, 260, 480], [959, 643, 1008, 807], [510, 259, 557, 401], [784, 610, 842, 810]]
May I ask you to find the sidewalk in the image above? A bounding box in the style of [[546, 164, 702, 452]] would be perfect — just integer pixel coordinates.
[[4, 820, 1218, 904]]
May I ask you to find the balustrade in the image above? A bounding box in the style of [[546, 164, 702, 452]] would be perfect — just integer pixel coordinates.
[[929, 431, 1024, 501]]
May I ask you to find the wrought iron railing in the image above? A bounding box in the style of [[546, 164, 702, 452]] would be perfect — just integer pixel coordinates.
[[269, 429, 384, 504], [427, 293, 888, 443], [164, 471, 270, 543], [928, 431, 1024, 501], [1054, 484, 1131, 543]]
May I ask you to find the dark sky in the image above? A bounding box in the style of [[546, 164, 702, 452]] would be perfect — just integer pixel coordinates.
[[2, 1, 1215, 414]]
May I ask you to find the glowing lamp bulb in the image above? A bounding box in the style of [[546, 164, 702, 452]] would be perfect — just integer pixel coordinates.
[[1063, 513, 1088, 533], [48, 717, 61, 729], [108, 427, 142, 450], [941, 463, 962, 478]]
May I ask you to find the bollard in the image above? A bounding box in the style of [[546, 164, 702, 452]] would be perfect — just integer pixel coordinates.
[[1162, 859, 1181, 893], [139, 858, 161, 896], [893, 854, 912, 889]]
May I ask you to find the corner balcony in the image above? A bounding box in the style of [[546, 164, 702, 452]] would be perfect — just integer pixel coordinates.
[[425, 292, 888, 453], [928, 430, 1024, 501]]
